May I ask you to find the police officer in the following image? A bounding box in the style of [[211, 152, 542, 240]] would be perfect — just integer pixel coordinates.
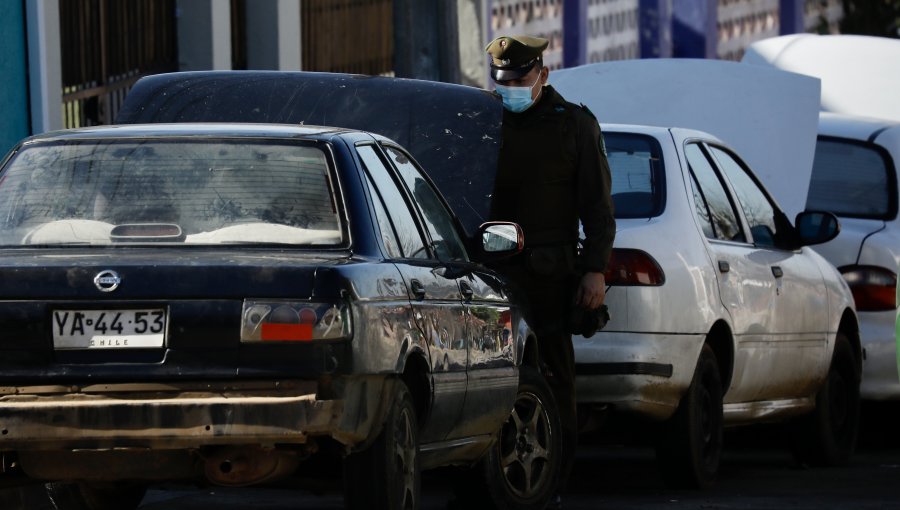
[[485, 35, 616, 503]]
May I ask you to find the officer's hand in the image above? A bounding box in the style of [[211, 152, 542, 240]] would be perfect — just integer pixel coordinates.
[[576, 272, 606, 310]]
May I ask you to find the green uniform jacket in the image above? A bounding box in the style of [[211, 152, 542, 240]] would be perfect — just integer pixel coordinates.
[[490, 85, 616, 273]]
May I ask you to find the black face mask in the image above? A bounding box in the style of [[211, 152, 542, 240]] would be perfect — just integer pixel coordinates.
[[568, 304, 610, 338]]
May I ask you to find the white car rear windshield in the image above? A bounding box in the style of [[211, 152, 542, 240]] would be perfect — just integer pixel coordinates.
[[0, 139, 343, 247], [806, 137, 897, 220], [605, 133, 665, 219]]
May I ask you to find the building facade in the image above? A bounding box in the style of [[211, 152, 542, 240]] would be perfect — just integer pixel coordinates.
[[2, 0, 843, 154]]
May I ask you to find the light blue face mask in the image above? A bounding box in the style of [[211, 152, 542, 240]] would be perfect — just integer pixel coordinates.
[[494, 74, 541, 113]]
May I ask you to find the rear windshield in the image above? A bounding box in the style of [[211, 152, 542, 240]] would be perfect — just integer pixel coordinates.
[[806, 137, 897, 220], [605, 132, 665, 218], [0, 139, 342, 247]]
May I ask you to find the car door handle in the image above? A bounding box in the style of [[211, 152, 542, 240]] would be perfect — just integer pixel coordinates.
[[459, 281, 474, 302], [771, 266, 783, 278], [409, 279, 426, 300], [718, 260, 730, 273]]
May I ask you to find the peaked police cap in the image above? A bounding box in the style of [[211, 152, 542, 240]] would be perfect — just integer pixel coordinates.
[[485, 35, 549, 81]]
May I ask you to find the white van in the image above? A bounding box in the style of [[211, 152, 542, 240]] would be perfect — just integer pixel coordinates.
[[806, 112, 900, 399], [743, 34, 900, 400]]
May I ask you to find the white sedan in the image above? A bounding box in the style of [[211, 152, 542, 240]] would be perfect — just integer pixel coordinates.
[[575, 123, 861, 488]]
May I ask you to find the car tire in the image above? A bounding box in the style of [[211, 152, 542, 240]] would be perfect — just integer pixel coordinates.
[[655, 344, 723, 490], [475, 365, 561, 510], [45, 482, 146, 510], [343, 379, 419, 510], [789, 332, 860, 466]]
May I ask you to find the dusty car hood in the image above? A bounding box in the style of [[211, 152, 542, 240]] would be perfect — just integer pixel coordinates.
[[742, 34, 900, 123], [549, 59, 820, 219], [116, 71, 502, 236]]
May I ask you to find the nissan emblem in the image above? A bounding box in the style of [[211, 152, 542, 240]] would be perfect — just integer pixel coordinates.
[[94, 270, 121, 292]]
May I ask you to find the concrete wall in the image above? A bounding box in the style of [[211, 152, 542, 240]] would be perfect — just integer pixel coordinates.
[[176, 0, 233, 70], [245, 0, 302, 70], [25, 0, 62, 135], [457, 0, 488, 87]]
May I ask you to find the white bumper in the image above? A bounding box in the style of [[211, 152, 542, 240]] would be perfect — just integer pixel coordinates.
[[573, 331, 705, 420]]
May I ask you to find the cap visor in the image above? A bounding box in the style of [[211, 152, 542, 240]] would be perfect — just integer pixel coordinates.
[[491, 62, 536, 82]]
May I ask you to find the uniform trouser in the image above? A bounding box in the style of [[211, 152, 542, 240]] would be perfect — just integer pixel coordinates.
[[500, 260, 579, 494]]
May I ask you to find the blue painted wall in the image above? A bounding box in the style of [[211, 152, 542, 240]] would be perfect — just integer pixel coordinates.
[[563, 0, 588, 67], [780, 0, 805, 35], [640, 0, 673, 58], [671, 0, 718, 58], [0, 1, 29, 156]]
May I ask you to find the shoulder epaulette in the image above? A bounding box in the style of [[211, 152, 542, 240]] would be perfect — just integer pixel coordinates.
[[579, 103, 597, 121], [576, 103, 606, 156]]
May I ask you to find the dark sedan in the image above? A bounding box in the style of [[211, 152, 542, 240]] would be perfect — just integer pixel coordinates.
[[0, 124, 558, 510]]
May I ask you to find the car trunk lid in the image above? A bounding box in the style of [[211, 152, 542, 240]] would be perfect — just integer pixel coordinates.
[[0, 249, 352, 383]]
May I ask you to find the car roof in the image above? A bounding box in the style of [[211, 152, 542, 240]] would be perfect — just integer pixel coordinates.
[[21, 123, 375, 144], [602, 123, 719, 142], [602, 124, 672, 136], [818, 112, 900, 141]]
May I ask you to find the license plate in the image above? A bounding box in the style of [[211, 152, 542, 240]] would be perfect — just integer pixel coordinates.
[[52, 309, 167, 349]]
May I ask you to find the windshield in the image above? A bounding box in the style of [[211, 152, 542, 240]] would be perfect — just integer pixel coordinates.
[[605, 132, 665, 219], [0, 139, 343, 247]]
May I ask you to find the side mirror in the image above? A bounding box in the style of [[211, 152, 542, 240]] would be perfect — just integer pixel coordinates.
[[795, 211, 840, 246], [477, 221, 523, 260]]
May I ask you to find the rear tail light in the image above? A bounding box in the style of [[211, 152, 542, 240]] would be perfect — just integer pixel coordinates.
[[839, 265, 897, 312], [241, 300, 352, 342], [604, 248, 665, 286]]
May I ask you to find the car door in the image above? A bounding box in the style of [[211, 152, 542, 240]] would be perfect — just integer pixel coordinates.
[[708, 144, 828, 399], [682, 140, 779, 403], [381, 144, 517, 439], [453, 268, 518, 437], [356, 144, 468, 443]]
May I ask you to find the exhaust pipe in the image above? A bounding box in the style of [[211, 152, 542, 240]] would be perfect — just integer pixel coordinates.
[[202, 446, 303, 486]]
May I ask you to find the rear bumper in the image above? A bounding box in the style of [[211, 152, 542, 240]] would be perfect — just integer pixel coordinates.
[[0, 377, 390, 451], [573, 331, 704, 420]]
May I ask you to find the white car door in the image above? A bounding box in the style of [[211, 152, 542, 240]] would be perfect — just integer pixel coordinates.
[[681, 141, 779, 403], [708, 144, 829, 399]]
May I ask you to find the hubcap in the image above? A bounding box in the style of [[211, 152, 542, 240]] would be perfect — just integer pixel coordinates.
[[498, 391, 553, 499], [393, 406, 417, 510]]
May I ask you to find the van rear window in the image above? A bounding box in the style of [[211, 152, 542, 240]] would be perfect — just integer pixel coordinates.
[[806, 137, 897, 220]]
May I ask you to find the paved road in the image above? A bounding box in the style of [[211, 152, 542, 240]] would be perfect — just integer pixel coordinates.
[[132, 440, 900, 510], [133, 442, 900, 510], [8, 442, 893, 510], [5, 404, 900, 509]]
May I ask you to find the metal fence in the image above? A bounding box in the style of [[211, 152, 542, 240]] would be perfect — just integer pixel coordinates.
[[301, 0, 394, 74], [60, 0, 177, 128], [231, 0, 248, 70]]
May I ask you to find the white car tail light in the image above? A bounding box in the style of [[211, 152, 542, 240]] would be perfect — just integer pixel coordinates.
[[839, 265, 897, 312], [604, 248, 665, 286], [241, 301, 352, 342]]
